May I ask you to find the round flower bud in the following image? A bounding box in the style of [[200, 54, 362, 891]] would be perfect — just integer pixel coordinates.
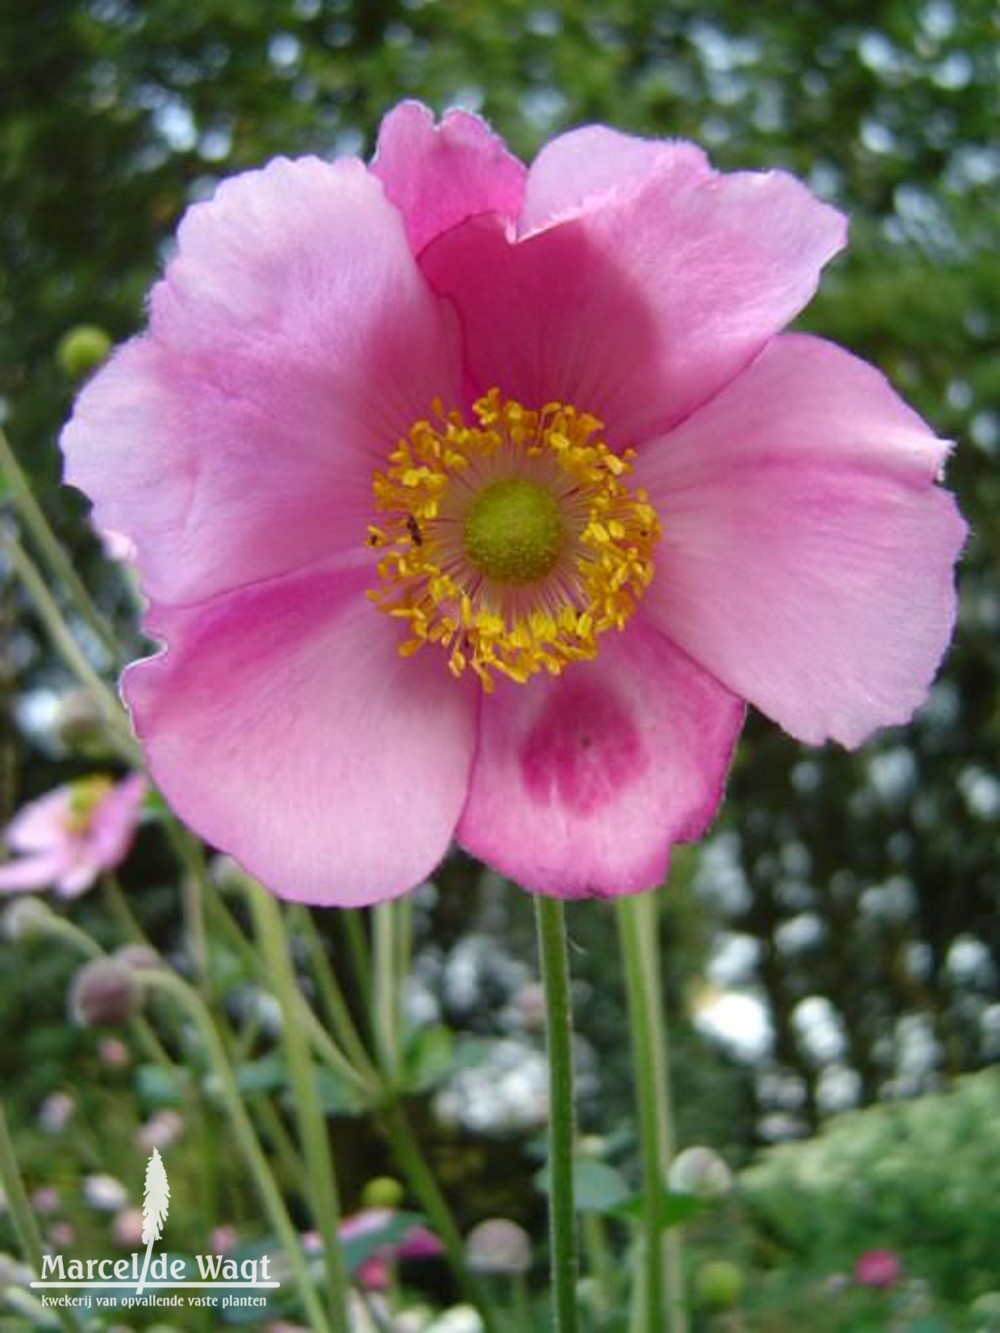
[[361, 1176, 404, 1210], [465, 1218, 531, 1276], [2, 897, 55, 942], [52, 688, 114, 756], [69, 958, 142, 1027], [668, 1146, 733, 1200], [112, 943, 163, 971], [56, 324, 112, 379], [694, 1259, 745, 1310]]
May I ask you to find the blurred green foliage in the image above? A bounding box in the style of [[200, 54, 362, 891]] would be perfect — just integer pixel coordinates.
[[1, 0, 998, 1144], [740, 1067, 1000, 1307]]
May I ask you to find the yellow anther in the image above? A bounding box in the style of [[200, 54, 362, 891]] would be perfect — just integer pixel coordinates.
[[368, 391, 661, 688]]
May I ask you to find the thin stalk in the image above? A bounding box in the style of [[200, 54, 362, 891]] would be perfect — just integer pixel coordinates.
[[378, 1101, 503, 1333], [181, 859, 209, 993], [0, 423, 119, 659], [289, 905, 377, 1079], [534, 895, 579, 1333], [173, 831, 372, 1096], [2, 530, 136, 760], [249, 885, 352, 1333], [102, 871, 150, 945], [144, 967, 332, 1332], [0, 1101, 85, 1333], [617, 892, 688, 1333], [373, 901, 401, 1074], [342, 909, 373, 1015]]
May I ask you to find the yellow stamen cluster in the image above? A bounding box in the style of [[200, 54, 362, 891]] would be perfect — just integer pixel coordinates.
[[367, 390, 661, 690], [65, 777, 113, 836]]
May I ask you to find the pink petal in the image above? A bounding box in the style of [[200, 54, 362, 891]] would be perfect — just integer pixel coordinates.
[[62, 157, 461, 606], [5, 788, 76, 853], [635, 335, 967, 747], [124, 562, 478, 906], [0, 851, 69, 893], [87, 775, 146, 870], [457, 625, 743, 898], [372, 100, 527, 255], [519, 124, 711, 233], [420, 157, 844, 448], [55, 858, 102, 899]]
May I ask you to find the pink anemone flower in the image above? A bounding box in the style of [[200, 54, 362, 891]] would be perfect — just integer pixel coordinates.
[[0, 774, 145, 897], [60, 102, 965, 905]]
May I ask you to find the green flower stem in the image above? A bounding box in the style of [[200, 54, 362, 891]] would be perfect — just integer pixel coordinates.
[[144, 966, 333, 1333], [289, 904, 377, 1080], [378, 1101, 503, 1333], [204, 872, 372, 1096], [534, 895, 580, 1333], [0, 1100, 85, 1333], [102, 871, 151, 945], [0, 423, 119, 660], [249, 885, 352, 1333], [582, 1210, 616, 1316], [1, 530, 137, 761], [373, 901, 402, 1074], [617, 892, 688, 1333], [342, 908, 374, 1022]]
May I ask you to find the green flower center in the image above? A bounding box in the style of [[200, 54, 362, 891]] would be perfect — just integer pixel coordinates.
[[463, 476, 565, 586]]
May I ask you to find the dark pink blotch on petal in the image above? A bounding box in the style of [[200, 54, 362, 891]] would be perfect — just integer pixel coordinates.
[[635, 334, 968, 747], [421, 162, 845, 446], [520, 680, 647, 818], [458, 624, 744, 898], [372, 100, 527, 255], [519, 124, 712, 233], [125, 561, 478, 907], [63, 157, 461, 607]]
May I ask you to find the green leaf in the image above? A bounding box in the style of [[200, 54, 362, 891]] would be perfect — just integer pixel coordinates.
[[136, 1063, 190, 1107], [234, 1052, 287, 1095], [611, 1187, 704, 1230], [311, 1064, 368, 1116], [535, 1159, 632, 1213], [402, 1024, 455, 1094]]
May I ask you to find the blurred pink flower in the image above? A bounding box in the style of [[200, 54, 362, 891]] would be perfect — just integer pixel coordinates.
[[38, 1092, 75, 1133], [0, 774, 145, 898], [47, 1221, 76, 1248], [62, 103, 964, 904], [32, 1186, 61, 1215], [854, 1248, 902, 1288], [112, 1206, 144, 1248], [135, 1108, 184, 1152], [211, 1224, 239, 1254], [97, 1037, 131, 1068], [339, 1208, 444, 1290]]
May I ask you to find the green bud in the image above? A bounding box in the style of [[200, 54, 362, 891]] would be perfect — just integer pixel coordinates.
[[56, 324, 112, 379], [361, 1175, 404, 1209], [694, 1259, 745, 1310]]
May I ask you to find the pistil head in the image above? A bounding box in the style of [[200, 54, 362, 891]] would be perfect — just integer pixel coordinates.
[[464, 477, 565, 586], [368, 391, 661, 690]]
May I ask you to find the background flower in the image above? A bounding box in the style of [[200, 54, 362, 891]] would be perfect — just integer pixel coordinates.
[[0, 774, 145, 898]]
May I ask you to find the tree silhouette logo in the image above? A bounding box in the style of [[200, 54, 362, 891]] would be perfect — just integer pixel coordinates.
[[136, 1149, 169, 1295]]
